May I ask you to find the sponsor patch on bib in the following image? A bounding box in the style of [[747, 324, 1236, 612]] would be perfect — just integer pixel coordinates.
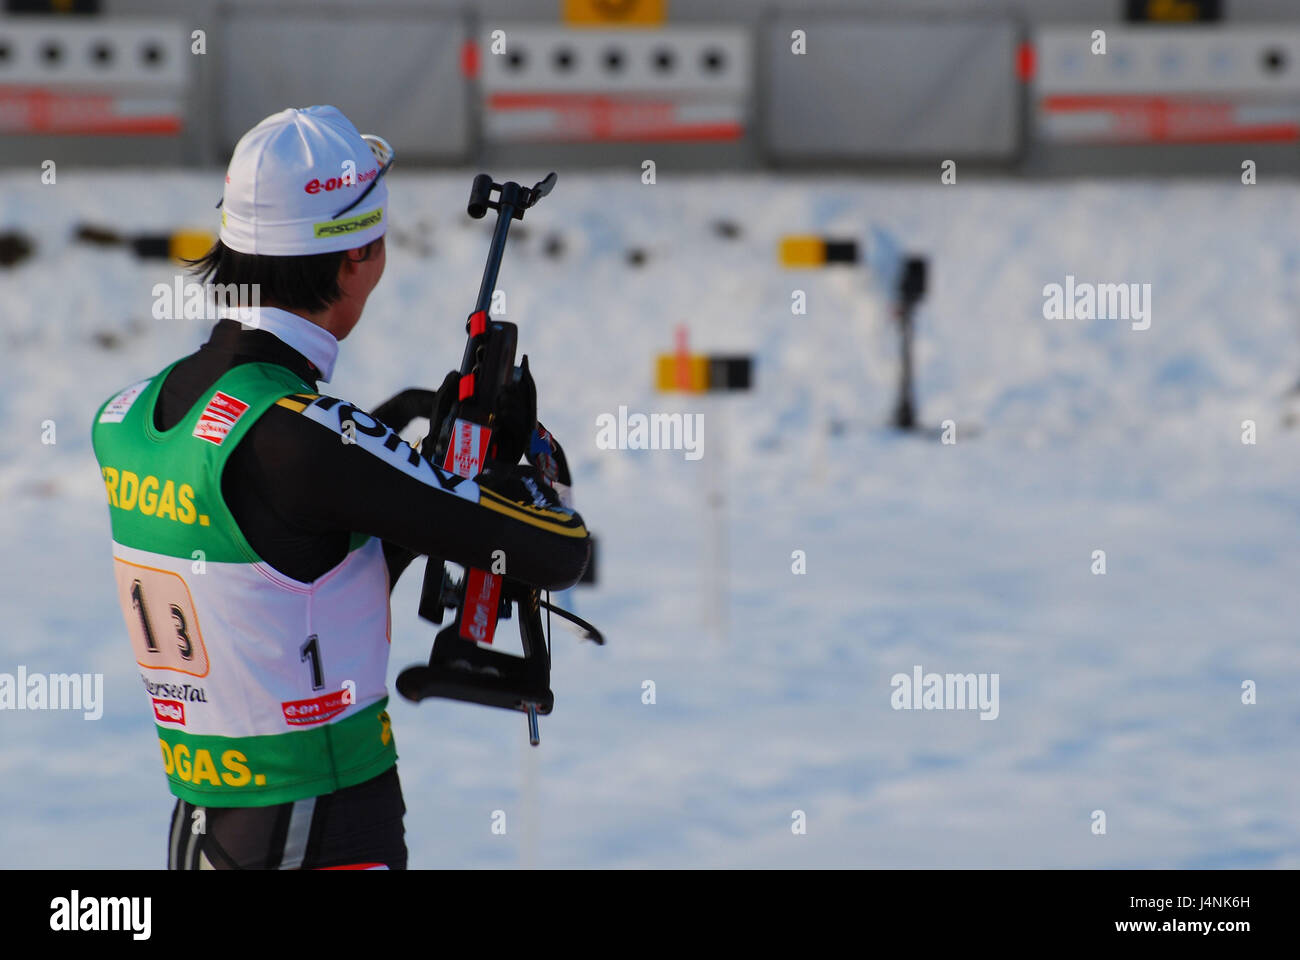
[[98, 380, 151, 424], [193, 391, 250, 445], [152, 697, 186, 725], [282, 690, 351, 726]]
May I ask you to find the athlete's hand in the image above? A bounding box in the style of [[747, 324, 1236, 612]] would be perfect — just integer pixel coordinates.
[[490, 355, 537, 468], [423, 357, 547, 472], [422, 369, 461, 465], [476, 462, 569, 514]]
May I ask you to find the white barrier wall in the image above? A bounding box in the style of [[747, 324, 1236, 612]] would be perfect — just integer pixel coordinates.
[[5, 1, 1300, 171], [217, 12, 470, 162], [763, 16, 1023, 163]]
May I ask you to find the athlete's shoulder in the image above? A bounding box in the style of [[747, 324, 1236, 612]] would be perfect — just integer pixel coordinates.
[[219, 360, 315, 398], [90, 360, 174, 444], [93, 375, 155, 427]]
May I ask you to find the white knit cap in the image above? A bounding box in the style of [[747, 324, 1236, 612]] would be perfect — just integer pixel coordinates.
[[219, 105, 388, 256]]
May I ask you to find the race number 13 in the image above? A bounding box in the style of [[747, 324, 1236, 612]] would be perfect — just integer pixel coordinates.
[[113, 559, 210, 677]]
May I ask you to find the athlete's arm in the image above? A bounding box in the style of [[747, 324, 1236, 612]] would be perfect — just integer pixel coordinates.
[[239, 394, 590, 591]]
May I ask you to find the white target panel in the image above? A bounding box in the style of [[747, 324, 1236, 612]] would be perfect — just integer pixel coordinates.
[[1034, 26, 1300, 144], [0, 19, 190, 135], [477, 25, 752, 143]]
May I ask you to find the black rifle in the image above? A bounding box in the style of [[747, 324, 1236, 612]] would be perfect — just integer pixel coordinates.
[[396, 172, 602, 746]]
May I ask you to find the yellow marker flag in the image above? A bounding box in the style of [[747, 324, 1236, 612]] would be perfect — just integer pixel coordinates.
[[655, 353, 709, 393], [563, 0, 666, 27], [779, 235, 827, 268], [169, 230, 216, 263]]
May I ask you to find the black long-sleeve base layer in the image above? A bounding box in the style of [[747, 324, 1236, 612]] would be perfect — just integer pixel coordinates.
[[152, 319, 589, 589]]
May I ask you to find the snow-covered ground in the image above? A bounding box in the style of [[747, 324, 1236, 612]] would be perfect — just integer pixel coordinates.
[[1, 170, 1297, 868]]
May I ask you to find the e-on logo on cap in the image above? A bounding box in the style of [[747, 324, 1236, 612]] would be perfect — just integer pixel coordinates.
[[314, 208, 383, 238], [304, 168, 379, 193]]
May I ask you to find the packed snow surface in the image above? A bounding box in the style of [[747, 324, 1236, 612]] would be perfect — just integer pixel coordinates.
[[1, 170, 1297, 867]]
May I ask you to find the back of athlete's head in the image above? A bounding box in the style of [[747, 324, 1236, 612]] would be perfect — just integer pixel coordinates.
[[189, 105, 389, 314], [186, 237, 381, 315]]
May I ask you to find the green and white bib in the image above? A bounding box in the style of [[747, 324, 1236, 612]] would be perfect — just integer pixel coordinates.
[[91, 362, 397, 807]]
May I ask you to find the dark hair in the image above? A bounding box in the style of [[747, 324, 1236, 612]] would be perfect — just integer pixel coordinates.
[[186, 238, 381, 314]]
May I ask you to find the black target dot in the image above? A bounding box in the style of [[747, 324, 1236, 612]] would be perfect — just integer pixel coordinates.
[[553, 47, 574, 71], [141, 41, 164, 67], [42, 41, 62, 65], [702, 48, 726, 72], [1262, 48, 1287, 73], [507, 48, 526, 70], [91, 41, 113, 66], [604, 48, 624, 72]]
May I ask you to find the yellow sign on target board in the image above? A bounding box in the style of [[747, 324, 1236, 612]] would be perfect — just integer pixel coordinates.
[[563, 0, 666, 27]]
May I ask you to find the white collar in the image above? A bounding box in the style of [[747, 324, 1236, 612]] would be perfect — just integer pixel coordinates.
[[220, 306, 339, 382]]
